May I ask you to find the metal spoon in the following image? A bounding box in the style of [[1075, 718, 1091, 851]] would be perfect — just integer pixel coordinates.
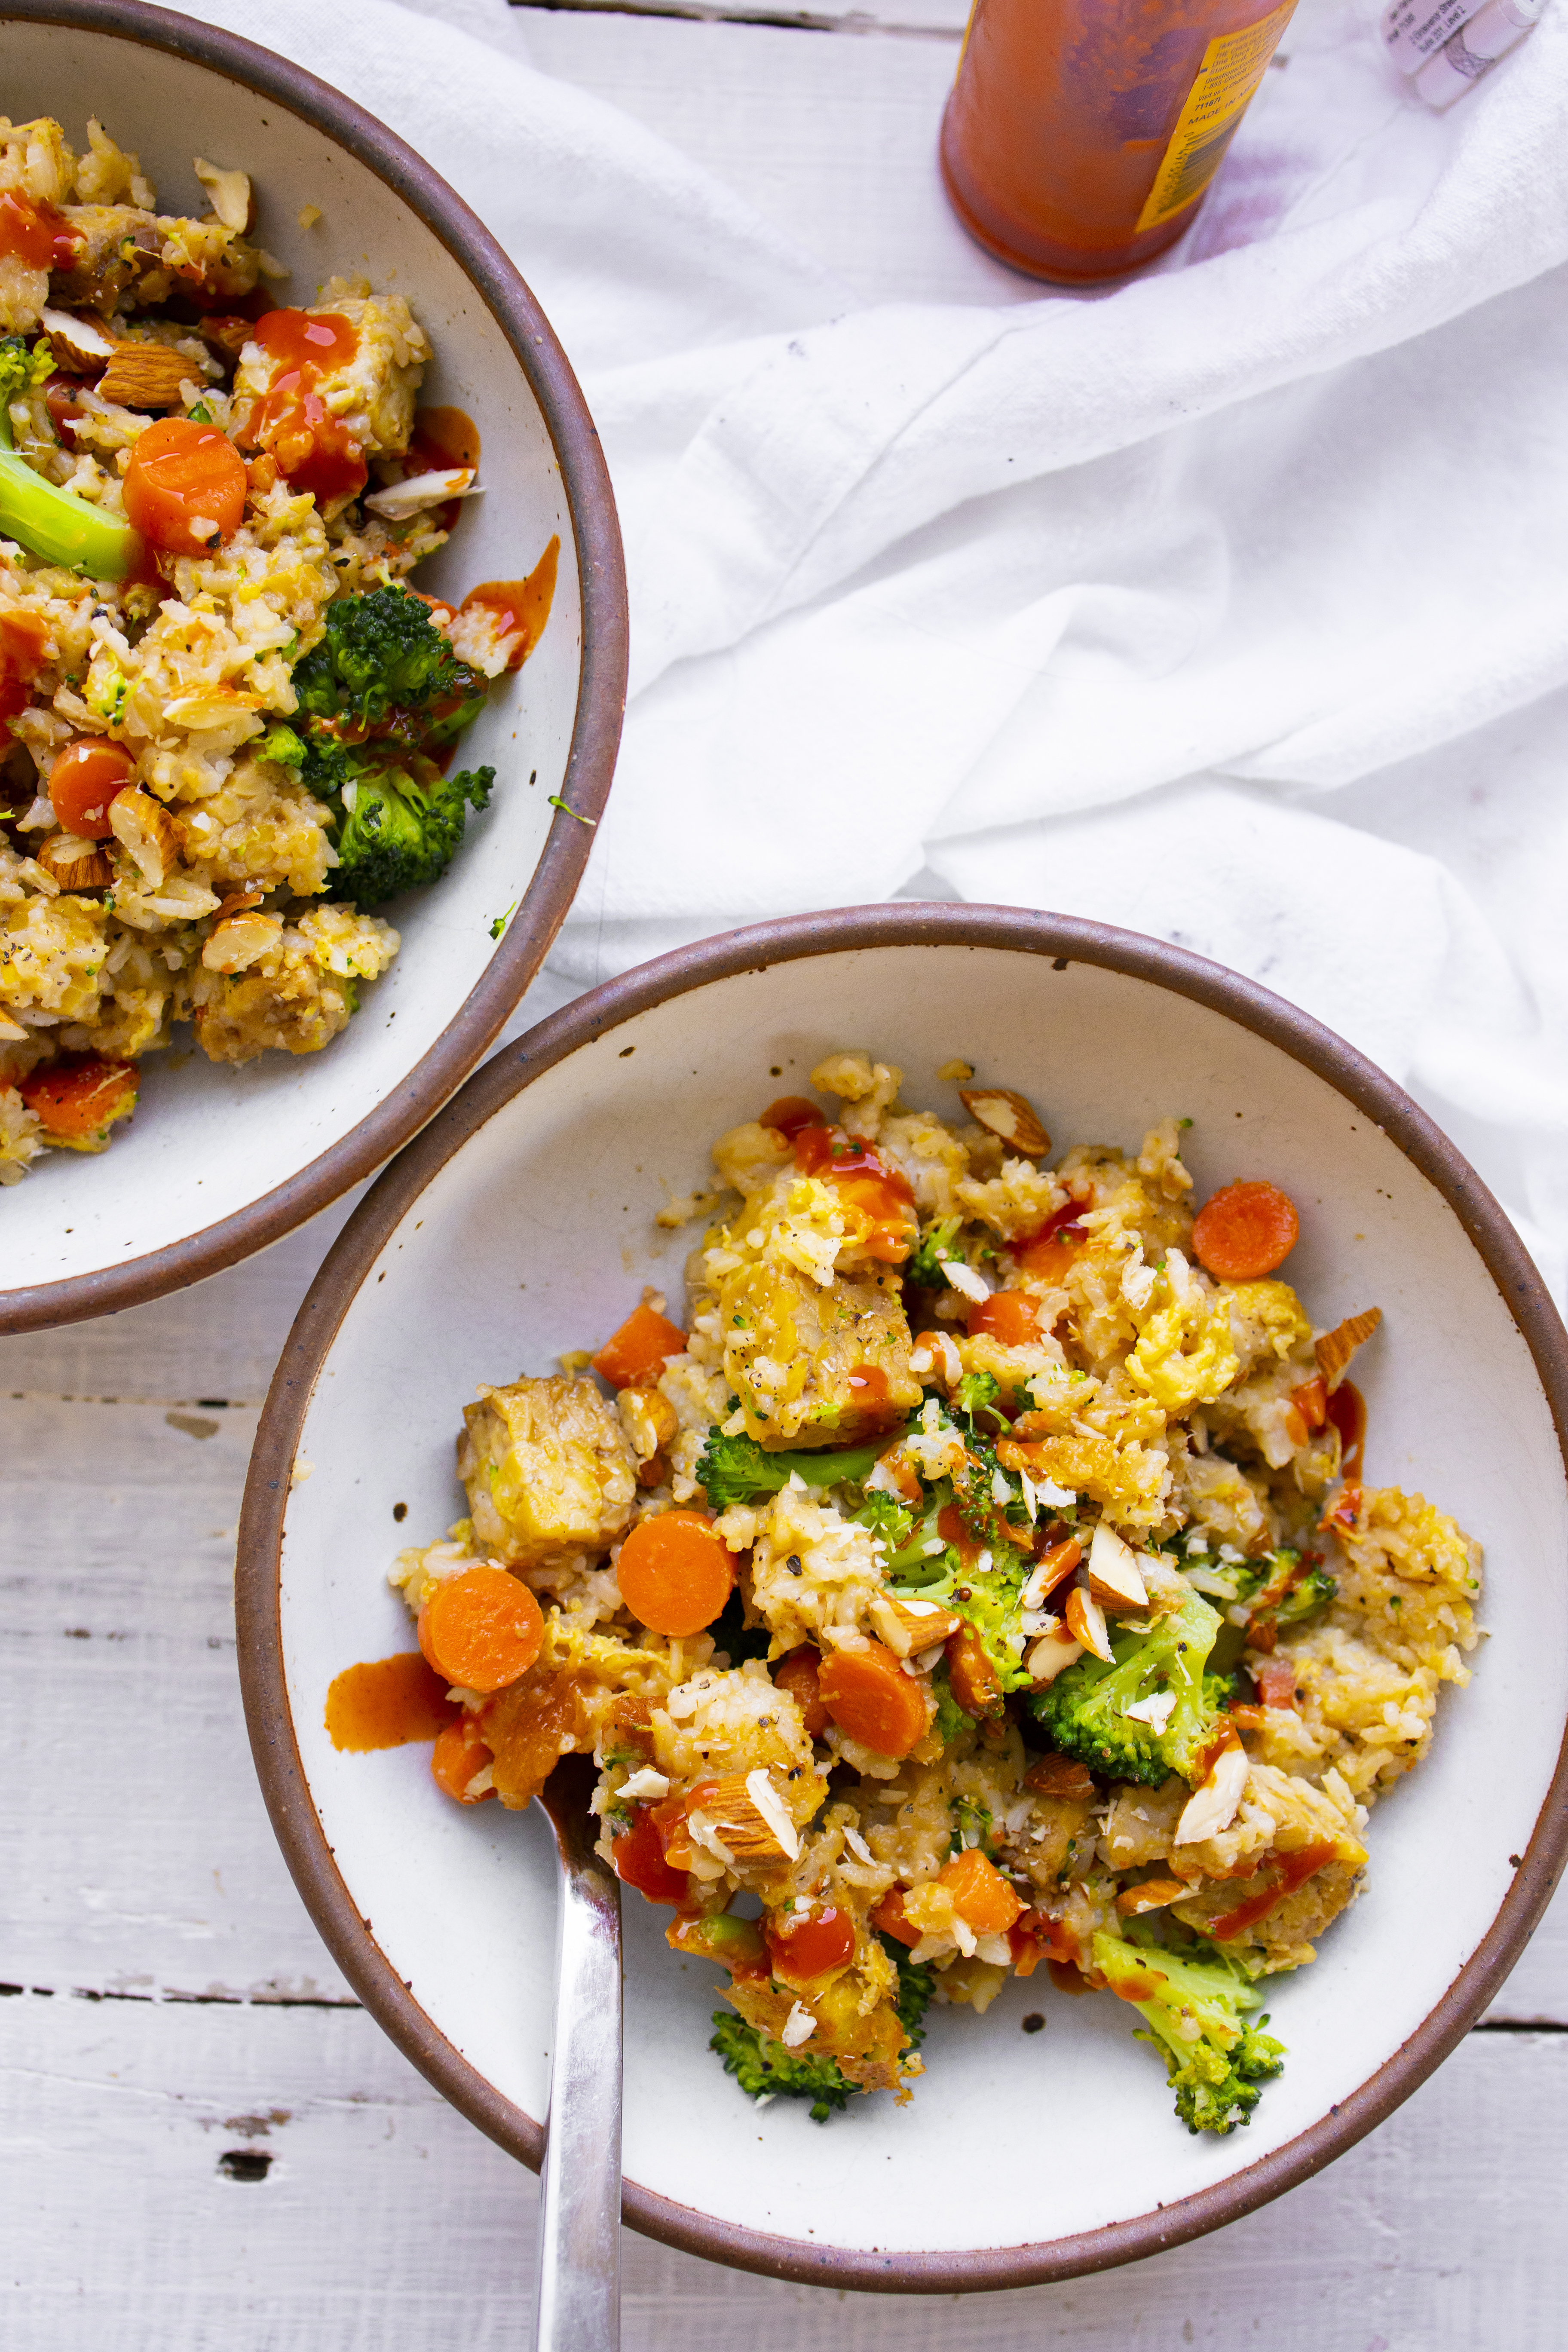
[[533, 1752, 623, 2352]]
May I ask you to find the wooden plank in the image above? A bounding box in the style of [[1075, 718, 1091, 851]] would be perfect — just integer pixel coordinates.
[[2, 1993, 1562, 2346], [4, 1285, 1565, 2013], [511, 6, 1041, 307]]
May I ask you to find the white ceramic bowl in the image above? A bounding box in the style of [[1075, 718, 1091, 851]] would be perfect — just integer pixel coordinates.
[[238, 908, 1568, 2291], [1, 0, 626, 1331]]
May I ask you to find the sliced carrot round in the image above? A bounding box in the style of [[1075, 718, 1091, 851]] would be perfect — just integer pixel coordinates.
[[968, 1288, 1041, 1346], [591, 1301, 688, 1389], [17, 1055, 138, 1145], [818, 1640, 929, 1759], [616, 1510, 733, 1636], [417, 1566, 545, 1694], [122, 417, 248, 557], [938, 1846, 1023, 1934], [431, 1712, 495, 1804], [1191, 1180, 1300, 1280], [773, 1645, 830, 1737], [48, 738, 135, 838]]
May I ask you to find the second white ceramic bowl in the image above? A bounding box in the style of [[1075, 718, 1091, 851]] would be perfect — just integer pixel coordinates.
[[2, 0, 626, 1330], [239, 906, 1568, 2290]]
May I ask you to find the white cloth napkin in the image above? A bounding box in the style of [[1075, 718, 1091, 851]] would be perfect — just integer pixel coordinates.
[[168, 0, 1568, 1292]]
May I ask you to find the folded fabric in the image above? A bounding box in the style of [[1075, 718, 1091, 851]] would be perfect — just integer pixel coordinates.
[[165, 0, 1568, 1289]]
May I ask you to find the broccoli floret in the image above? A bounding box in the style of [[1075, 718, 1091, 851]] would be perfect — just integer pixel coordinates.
[[1274, 1561, 1337, 1627], [328, 755, 494, 910], [906, 1215, 963, 1286], [1093, 1929, 1286, 2135], [0, 335, 138, 576], [1185, 1546, 1335, 1631], [291, 583, 485, 737], [256, 721, 306, 773], [709, 2014, 854, 2121], [953, 1369, 1008, 1433], [695, 1424, 904, 1513], [1027, 1582, 1224, 1786], [882, 1933, 936, 2054], [854, 1487, 916, 1552], [929, 1660, 974, 1746], [709, 1935, 935, 2122]]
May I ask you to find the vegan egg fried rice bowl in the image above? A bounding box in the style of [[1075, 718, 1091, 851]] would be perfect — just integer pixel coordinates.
[[0, 114, 558, 1182], [380, 1055, 1482, 2138]]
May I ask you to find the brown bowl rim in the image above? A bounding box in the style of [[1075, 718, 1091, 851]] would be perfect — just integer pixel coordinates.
[[0, 0, 628, 1334], [236, 903, 1568, 2294]]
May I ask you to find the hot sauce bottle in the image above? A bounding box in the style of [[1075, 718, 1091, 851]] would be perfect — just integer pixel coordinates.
[[940, 0, 1298, 284]]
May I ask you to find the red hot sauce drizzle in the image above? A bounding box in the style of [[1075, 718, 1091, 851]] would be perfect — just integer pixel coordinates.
[[402, 406, 482, 534], [458, 534, 560, 672], [324, 1652, 457, 1752], [792, 1123, 916, 1262], [0, 189, 81, 271], [241, 309, 367, 504], [1209, 1841, 1339, 1945]]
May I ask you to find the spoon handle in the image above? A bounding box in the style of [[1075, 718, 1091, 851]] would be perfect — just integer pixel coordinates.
[[533, 1815, 624, 2352]]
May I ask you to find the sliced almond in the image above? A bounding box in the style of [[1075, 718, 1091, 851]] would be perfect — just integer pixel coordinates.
[[193, 156, 254, 234], [364, 466, 480, 523], [35, 835, 113, 890], [959, 1086, 1051, 1158], [201, 910, 282, 974], [97, 343, 198, 411], [618, 1384, 678, 1462], [108, 787, 181, 888], [1085, 1522, 1148, 1613], [1175, 1740, 1251, 1846], [940, 1258, 989, 1304], [40, 306, 118, 374], [1115, 1875, 1188, 1918], [692, 1771, 798, 1865], [213, 888, 265, 921], [1022, 1754, 1095, 1798], [1020, 1535, 1081, 1611], [1065, 1583, 1115, 1663], [1314, 1307, 1382, 1393], [1026, 1625, 1085, 1684], [870, 1591, 963, 1659], [200, 314, 256, 361]]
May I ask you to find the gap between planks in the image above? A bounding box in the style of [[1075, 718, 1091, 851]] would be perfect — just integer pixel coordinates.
[[512, 0, 968, 38]]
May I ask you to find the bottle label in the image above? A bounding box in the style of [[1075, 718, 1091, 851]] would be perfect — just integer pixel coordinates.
[[1135, 2, 1298, 234]]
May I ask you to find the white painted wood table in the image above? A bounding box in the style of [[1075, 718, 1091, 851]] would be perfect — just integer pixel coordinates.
[[4, 4, 1565, 2344]]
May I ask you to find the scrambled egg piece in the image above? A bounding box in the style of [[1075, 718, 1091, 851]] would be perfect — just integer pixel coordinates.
[[717, 1253, 920, 1448]]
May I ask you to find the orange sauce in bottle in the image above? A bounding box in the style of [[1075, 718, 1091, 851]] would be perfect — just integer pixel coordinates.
[[458, 535, 560, 672], [940, 0, 1296, 283], [324, 1652, 457, 1752]]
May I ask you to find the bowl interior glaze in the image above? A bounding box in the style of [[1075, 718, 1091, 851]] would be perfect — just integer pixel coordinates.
[[2, 5, 621, 1326], [245, 919, 1568, 2288]]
